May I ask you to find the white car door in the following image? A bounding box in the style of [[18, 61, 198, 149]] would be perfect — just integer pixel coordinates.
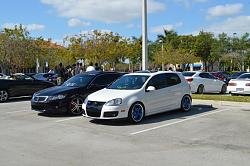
[[144, 73, 180, 115], [199, 73, 213, 92]]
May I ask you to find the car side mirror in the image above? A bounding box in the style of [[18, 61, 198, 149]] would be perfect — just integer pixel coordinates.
[[146, 86, 156, 92]]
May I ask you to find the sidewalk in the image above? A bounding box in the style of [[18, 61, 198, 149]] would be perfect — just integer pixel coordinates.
[[193, 99, 250, 109]]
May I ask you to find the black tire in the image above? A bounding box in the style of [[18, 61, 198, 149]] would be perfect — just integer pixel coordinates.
[[68, 96, 84, 115], [197, 85, 204, 94], [0, 90, 9, 102], [128, 102, 145, 124], [220, 84, 227, 94], [181, 95, 192, 112]]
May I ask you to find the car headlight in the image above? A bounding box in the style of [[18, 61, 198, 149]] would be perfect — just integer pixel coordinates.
[[48, 95, 66, 101], [105, 98, 122, 106]]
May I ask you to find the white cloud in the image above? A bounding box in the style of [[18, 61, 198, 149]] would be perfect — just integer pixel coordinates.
[[2, 23, 45, 31], [68, 18, 91, 27], [207, 3, 243, 18], [40, 0, 165, 23], [205, 16, 250, 35], [150, 22, 183, 33]]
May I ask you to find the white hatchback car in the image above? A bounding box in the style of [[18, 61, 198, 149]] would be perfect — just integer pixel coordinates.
[[82, 71, 192, 123], [182, 71, 227, 94], [227, 73, 250, 95]]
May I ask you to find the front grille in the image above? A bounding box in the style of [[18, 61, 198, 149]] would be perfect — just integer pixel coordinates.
[[33, 96, 48, 102], [86, 101, 105, 118]]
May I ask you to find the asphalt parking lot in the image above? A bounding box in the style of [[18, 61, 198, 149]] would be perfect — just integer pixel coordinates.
[[0, 99, 250, 166]]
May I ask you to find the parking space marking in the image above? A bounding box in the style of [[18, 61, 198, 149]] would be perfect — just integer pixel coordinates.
[[6, 110, 30, 114], [55, 116, 83, 122], [130, 109, 229, 136]]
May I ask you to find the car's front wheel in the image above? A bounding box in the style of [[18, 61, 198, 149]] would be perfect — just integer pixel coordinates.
[[128, 102, 145, 123], [69, 96, 84, 115], [197, 85, 204, 94], [0, 90, 8, 102], [181, 95, 192, 112]]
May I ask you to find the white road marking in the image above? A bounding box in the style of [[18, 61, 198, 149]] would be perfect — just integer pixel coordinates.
[[6, 110, 30, 114], [55, 116, 83, 122], [130, 109, 229, 135]]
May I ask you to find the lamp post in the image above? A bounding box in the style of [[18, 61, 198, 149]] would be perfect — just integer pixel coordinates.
[[142, 0, 148, 70], [159, 40, 164, 71]]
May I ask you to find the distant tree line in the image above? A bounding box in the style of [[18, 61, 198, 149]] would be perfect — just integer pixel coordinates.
[[0, 25, 250, 73]]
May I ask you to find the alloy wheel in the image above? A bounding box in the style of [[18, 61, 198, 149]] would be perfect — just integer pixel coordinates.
[[0, 90, 8, 102], [130, 103, 144, 123], [70, 97, 83, 115], [181, 95, 192, 112]]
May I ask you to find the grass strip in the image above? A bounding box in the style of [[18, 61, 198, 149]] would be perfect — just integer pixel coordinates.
[[192, 94, 250, 103]]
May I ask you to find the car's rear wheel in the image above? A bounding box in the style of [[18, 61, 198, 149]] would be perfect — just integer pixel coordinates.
[[128, 102, 145, 123], [69, 97, 83, 115], [220, 84, 227, 94], [197, 85, 204, 94], [181, 95, 192, 112], [0, 90, 8, 102]]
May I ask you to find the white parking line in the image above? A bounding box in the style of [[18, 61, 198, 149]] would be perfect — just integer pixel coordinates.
[[55, 116, 83, 122], [6, 110, 30, 114], [130, 109, 229, 136]]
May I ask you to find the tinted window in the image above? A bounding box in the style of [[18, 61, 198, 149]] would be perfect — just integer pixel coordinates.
[[92, 74, 120, 86], [238, 73, 250, 79], [147, 74, 168, 90], [199, 73, 210, 79], [108, 75, 150, 90], [166, 73, 181, 86], [182, 72, 196, 77], [62, 74, 95, 87]]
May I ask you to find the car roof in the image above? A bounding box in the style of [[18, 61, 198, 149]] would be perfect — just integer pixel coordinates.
[[125, 71, 181, 77], [76, 71, 122, 77]]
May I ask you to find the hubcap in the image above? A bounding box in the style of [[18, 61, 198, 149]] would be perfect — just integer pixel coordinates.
[[70, 98, 83, 115], [183, 96, 191, 111], [132, 104, 144, 122], [0, 91, 8, 102]]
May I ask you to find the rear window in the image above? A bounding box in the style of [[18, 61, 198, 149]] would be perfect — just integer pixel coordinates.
[[238, 74, 250, 79], [182, 72, 195, 77]]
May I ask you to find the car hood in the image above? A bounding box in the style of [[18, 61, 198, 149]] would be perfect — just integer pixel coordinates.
[[87, 88, 140, 102], [35, 85, 82, 96]]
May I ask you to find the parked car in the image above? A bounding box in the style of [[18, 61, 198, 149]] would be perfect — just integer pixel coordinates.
[[31, 71, 124, 115], [210, 71, 230, 83], [33, 73, 58, 84], [0, 73, 55, 102], [82, 71, 192, 123], [182, 71, 227, 94], [227, 71, 247, 82], [227, 73, 250, 95]]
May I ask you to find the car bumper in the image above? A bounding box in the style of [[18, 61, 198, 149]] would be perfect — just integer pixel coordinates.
[[82, 103, 128, 120], [227, 86, 250, 95], [31, 100, 68, 113]]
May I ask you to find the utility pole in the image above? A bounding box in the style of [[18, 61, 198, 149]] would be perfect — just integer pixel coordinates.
[[142, 0, 148, 70]]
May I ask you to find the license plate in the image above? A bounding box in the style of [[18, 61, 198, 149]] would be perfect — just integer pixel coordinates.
[[236, 88, 244, 92]]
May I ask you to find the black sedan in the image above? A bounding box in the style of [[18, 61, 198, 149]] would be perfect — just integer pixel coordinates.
[[0, 73, 55, 102], [31, 71, 124, 115]]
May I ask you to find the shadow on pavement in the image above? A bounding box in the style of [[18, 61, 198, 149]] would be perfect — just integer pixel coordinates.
[[89, 104, 217, 126], [5, 96, 32, 103], [37, 112, 82, 118]]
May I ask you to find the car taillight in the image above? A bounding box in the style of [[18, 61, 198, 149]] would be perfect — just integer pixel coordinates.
[[228, 82, 237, 86], [245, 83, 250, 86], [186, 78, 193, 82]]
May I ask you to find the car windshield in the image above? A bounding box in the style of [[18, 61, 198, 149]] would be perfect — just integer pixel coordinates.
[[107, 75, 150, 90], [237, 74, 250, 80], [33, 73, 43, 79], [182, 72, 196, 77], [62, 74, 95, 87]]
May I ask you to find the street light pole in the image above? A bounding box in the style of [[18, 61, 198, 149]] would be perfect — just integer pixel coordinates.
[[142, 0, 148, 70]]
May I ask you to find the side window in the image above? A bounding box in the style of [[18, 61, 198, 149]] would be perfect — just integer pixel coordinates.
[[147, 74, 168, 90], [166, 73, 181, 86], [199, 73, 209, 79], [92, 74, 119, 86]]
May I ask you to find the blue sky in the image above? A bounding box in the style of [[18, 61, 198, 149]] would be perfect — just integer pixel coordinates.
[[1, 0, 250, 44]]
